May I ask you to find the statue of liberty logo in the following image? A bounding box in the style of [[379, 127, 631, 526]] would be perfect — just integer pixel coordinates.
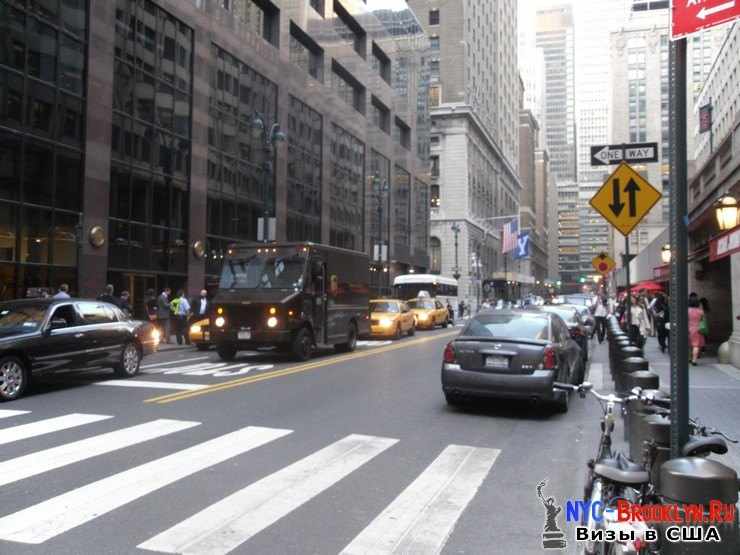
[[537, 480, 567, 550]]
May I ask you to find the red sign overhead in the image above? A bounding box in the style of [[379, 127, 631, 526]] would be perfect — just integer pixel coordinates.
[[671, 0, 740, 40], [709, 225, 740, 262]]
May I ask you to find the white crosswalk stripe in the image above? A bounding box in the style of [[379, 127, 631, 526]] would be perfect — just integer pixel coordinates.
[[0, 409, 29, 420], [0, 425, 292, 544], [0, 419, 199, 488], [138, 434, 398, 555], [140, 356, 211, 369], [341, 445, 500, 554], [0, 413, 112, 446], [93, 380, 207, 391]]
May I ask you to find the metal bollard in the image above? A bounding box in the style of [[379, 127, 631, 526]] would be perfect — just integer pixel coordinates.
[[624, 369, 658, 391], [627, 389, 670, 461]]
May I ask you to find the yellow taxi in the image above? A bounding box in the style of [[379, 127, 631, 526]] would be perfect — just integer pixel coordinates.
[[188, 318, 212, 350], [369, 299, 416, 339], [407, 297, 450, 329]]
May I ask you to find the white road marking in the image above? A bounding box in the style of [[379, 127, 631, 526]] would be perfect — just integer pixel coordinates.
[[138, 434, 398, 555], [141, 356, 212, 369], [0, 413, 112, 447], [0, 426, 292, 544], [93, 380, 207, 391], [341, 445, 499, 555], [0, 409, 30, 420], [0, 419, 200, 488], [356, 340, 393, 347]]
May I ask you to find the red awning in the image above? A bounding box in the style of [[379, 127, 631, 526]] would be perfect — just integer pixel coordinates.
[[630, 281, 665, 293]]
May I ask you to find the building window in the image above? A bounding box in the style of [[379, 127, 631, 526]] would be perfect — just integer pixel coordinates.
[[329, 123, 364, 250], [290, 22, 324, 82], [371, 96, 390, 134], [333, 0, 366, 58], [429, 236, 441, 273], [110, 0, 194, 281], [393, 165, 411, 254], [331, 61, 365, 114], [0, 0, 88, 299], [371, 42, 391, 85], [430, 36, 439, 51], [429, 9, 439, 25], [370, 150, 390, 246], [430, 155, 439, 178], [428, 84, 441, 107], [205, 43, 278, 276], [287, 95, 322, 242], [414, 179, 429, 256], [394, 117, 411, 150], [429, 59, 440, 82]]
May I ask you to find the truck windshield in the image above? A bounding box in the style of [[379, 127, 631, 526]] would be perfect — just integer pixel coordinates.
[[219, 252, 307, 290]]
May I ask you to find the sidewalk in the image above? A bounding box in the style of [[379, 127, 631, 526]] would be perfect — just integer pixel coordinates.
[[635, 335, 740, 470]]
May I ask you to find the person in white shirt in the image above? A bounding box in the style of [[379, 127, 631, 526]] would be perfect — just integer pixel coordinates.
[[53, 284, 71, 299], [593, 296, 609, 343]]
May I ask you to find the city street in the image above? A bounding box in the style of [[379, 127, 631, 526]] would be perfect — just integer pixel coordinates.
[[0, 327, 606, 555]]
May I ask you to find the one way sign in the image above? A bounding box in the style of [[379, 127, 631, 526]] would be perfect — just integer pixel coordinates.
[[590, 143, 659, 166]]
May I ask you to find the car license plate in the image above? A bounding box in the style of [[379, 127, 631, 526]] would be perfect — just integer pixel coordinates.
[[238, 330, 251, 340], [485, 355, 509, 370]]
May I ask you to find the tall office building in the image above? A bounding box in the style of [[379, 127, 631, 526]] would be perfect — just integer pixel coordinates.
[[0, 0, 432, 302], [535, 5, 578, 287], [408, 0, 523, 305]]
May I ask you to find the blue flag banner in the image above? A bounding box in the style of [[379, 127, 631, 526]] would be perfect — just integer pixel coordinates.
[[512, 232, 531, 260]]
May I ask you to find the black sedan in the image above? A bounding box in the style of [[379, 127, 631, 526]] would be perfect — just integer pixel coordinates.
[[0, 299, 161, 401], [441, 310, 584, 412], [538, 305, 589, 363]]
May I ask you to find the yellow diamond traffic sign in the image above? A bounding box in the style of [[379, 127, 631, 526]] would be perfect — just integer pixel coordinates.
[[592, 252, 616, 275], [589, 162, 662, 236]]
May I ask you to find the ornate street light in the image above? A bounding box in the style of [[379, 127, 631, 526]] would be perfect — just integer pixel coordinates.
[[451, 222, 461, 280], [251, 112, 286, 243], [661, 244, 672, 264], [715, 195, 739, 231]]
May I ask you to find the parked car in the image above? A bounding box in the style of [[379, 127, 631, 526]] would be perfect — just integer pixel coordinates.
[[564, 304, 595, 339], [189, 318, 211, 350], [369, 300, 415, 339], [441, 310, 583, 412], [406, 298, 450, 330], [0, 299, 160, 401], [537, 305, 589, 363]]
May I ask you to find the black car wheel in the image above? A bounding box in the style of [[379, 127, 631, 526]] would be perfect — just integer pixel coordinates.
[[217, 342, 238, 361], [0, 356, 29, 402], [335, 322, 358, 353], [408, 324, 415, 336], [394, 323, 402, 340], [195, 343, 210, 351], [553, 389, 569, 413], [441, 318, 449, 328], [292, 328, 313, 361], [114, 342, 141, 377], [444, 392, 464, 406]]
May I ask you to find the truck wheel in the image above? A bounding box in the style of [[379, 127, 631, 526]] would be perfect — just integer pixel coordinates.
[[335, 323, 358, 353], [292, 328, 313, 361], [217, 342, 237, 361], [0, 356, 29, 402]]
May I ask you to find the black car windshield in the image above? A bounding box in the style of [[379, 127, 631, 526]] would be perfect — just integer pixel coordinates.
[[371, 302, 400, 313], [462, 313, 550, 340], [407, 299, 435, 310], [0, 305, 47, 335], [220, 251, 307, 290]]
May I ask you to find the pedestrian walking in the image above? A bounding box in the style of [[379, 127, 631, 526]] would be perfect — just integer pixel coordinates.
[[171, 290, 191, 345], [53, 284, 71, 299], [651, 292, 670, 353], [446, 301, 454, 324], [97, 284, 120, 307], [458, 300, 465, 319], [593, 296, 608, 344], [688, 296, 706, 365], [157, 288, 172, 344], [145, 288, 158, 330], [628, 295, 652, 348], [119, 291, 132, 317]]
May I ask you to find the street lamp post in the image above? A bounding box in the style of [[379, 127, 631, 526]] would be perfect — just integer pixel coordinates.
[[373, 174, 390, 293], [451, 222, 461, 281], [251, 112, 286, 244]]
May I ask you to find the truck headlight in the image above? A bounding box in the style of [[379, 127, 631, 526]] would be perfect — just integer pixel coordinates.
[[267, 316, 278, 328], [215, 316, 225, 328], [190, 324, 201, 334], [379, 318, 393, 327]]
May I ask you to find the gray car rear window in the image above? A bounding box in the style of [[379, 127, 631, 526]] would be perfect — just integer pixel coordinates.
[[462, 314, 550, 340]]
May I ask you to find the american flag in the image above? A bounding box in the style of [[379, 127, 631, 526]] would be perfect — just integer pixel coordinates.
[[502, 218, 518, 253]]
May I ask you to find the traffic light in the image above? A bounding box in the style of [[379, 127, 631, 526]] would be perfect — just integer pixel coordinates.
[[579, 276, 586, 283]]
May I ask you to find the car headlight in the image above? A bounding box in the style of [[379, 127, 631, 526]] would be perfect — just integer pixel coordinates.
[[151, 328, 161, 343], [190, 324, 201, 334], [418, 313, 428, 320], [267, 316, 278, 328], [215, 316, 225, 328], [379, 318, 393, 327]]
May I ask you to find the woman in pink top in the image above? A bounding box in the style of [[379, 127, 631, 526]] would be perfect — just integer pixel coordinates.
[[687, 297, 705, 365]]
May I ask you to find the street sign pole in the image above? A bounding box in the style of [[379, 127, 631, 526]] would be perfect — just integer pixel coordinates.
[[625, 240, 632, 331], [669, 36, 689, 459]]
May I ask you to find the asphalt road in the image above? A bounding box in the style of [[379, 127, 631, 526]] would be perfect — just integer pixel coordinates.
[[0, 325, 606, 555]]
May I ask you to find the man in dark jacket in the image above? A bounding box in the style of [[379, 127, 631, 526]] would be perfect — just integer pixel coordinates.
[[97, 284, 120, 308], [157, 288, 172, 344]]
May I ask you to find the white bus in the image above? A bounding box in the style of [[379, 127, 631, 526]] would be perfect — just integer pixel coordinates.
[[392, 274, 459, 309]]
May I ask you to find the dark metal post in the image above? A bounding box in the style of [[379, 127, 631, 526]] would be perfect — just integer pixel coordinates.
[[669, 37, 689, 458], [625, 240, 632, 331], [476, 244, 481, 312], [451, 223, 461, 281]]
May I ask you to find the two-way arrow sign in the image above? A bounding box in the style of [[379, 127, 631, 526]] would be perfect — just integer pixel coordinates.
[[590, 143, 659, 166], [590, 162, 662, 237]]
